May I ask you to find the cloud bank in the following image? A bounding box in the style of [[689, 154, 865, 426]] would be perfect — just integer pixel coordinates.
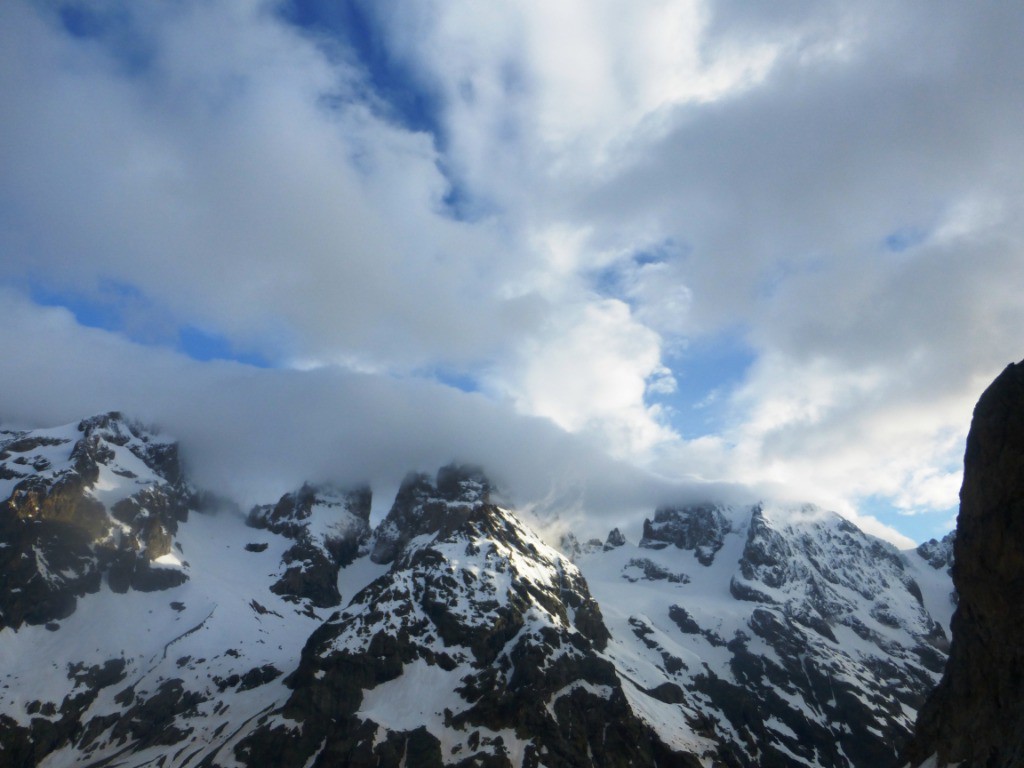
[[2, 0, 1023, 545], [0, 290, 752, 540]]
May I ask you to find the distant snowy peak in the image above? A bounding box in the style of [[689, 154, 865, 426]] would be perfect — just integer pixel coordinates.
[[732, 503, 947, 653], [574, 499, 953, 767], [915, 531, 955, 572]]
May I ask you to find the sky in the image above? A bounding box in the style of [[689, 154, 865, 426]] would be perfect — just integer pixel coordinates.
[[2, 0, 1023, 547]]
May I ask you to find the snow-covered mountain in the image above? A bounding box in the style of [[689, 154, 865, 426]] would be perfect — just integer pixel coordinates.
[[0, 413, 954, 767], [574, 505, 953, 767]]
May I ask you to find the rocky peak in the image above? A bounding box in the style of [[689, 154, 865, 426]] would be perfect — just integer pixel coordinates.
[[0, 414, 191, 630], [639, 504, 732, 565], [77, 411, 136, 445], [75, 411, 183, 485], [248, 483, 372, 607], [237, 491, 686, 768], [603, 527, 626, 550], [249, 483, 371, 540], [904, 361, 1024, 767], [369, 464, 490, 564], [571, 498, 955, 767], [725, 502, 954, 718], [916, 531, 955, 573]]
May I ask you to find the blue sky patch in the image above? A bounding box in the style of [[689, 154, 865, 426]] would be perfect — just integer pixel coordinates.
[[279, 0, 441, 139], [417, 366, 480, 394], [282, 1, 482, 222], [177, 326, 272, 368], [57, 3, 153, 75], [29, 281, 271, 368], [652, 330, 755, 439], [856, 494, 956, 544], [884, 226, 928, 252], [31, 280, 150, 337], [592, 240, 686, 302]]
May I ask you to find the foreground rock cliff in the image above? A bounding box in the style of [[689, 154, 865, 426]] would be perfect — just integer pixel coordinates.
[[904, 361, 1024, 768]]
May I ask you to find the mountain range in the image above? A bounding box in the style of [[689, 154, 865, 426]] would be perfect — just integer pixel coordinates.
[[0, 411, 959, 767]]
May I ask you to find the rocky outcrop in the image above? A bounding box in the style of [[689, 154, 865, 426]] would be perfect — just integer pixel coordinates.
[[248, 484, 371, 607], [639, 505, 731, 565], [370, 465, 489, 564], [603, 527, 626, 550], [904, 361, 1024, 768], [916, 532, 955, 574]]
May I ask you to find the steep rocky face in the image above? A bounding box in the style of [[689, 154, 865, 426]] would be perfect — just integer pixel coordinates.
[[640, 505, 732, 565], [237, 466, 696, 768], [579, 502, 953, 768], [370, 464, 490, 564], [904, 361, 1024, 768], [248, 483, 371, 607], [915, 532, 955, 573], [604, 527, 627, 550], [0, 413, 192, 630]]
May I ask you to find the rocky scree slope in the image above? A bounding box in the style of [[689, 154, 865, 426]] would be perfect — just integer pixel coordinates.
[[0, 412, 955, 767], [903, 360, 1024, 768]]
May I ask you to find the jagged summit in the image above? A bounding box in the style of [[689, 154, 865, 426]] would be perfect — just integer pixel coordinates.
[[248, 483, 372, 608], [915, 531, 955, 573], [370, 463, 491, 564], [235, 491, 691, 767], [578, 499, 952, 767], [0, 411, 958, 767], [639, 503, 734, 565]]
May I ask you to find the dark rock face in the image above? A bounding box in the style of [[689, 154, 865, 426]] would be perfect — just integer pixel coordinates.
[[640, 505, 731, 565], [603, 527, 626, 550], [248, 483, 371, 607], [370, 465, 489, 564], [621, 558, 690, 584], [0, 413, 192, 630], [916, 531, 955, 573], [236, 475, 694, 768], [905, 361, 1024, 768]]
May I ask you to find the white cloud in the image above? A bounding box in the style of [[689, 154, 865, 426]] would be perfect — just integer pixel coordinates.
[[0, 289, 742, 540], [0, 1, 534, 370], [2, 0, 1023, 545], [488, 297, 677, 457]]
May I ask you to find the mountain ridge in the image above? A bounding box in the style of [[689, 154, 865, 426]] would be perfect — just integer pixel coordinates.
[[0, 411, 955, 767]]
